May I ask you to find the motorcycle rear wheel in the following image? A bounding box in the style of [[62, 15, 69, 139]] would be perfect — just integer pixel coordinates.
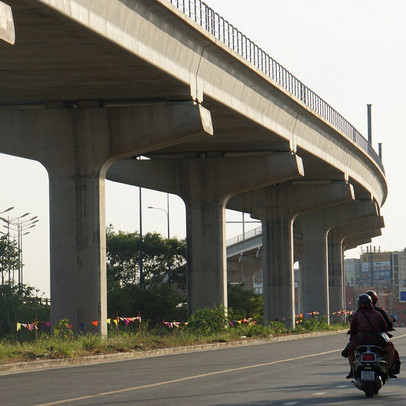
[[364, 383, 375, 398]]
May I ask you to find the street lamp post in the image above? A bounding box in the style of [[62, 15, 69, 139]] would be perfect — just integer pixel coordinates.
[[0, 207, 13, 285], [0, 213, 38, 285], [139, 187, 144, 289], [148, 193, 171, 284], [148, 204, 170, 239], [0, 207, 14, 215]]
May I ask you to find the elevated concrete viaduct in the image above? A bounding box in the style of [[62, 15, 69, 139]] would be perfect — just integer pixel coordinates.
[[0, 0, 387, 332]]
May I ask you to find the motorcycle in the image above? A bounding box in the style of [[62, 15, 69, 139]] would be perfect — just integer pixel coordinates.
[[352, 344, 389, 397]]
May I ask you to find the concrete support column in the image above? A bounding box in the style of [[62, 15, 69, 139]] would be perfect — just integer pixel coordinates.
[[227, 260, 242, 284], [298, 219, 330, 318], [262, 216, 295, 324], [49, 166, 107, 333], [228, 182, 354, 328], [0, 102, 212, 334], [226, 256, 260, 290], [185, 194, 227, 309], [296, 200, 378, 323], [329, 215, 384, 315], [328, 235, 344, 320], [239, 255, 261, 290]]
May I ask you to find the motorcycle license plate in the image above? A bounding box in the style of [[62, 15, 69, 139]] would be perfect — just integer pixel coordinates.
[[361, 370, 375, 381]]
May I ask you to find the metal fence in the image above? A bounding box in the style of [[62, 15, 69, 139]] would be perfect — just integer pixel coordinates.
[[167, 0, 384, 173]]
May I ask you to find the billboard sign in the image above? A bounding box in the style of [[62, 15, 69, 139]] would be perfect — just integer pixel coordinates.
[[361, 253, 391, 283]]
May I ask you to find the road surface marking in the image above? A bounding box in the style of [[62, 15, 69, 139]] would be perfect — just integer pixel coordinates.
[[34, 348, 342, 405], [336, 385, 348, 388], [35, 332, 406, 406], [283, 402, 300, 405], [312, 392, 327, 396]]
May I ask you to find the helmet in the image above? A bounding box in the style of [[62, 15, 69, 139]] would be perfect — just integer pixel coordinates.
[[366, 290, 378, 305], [358, 293, 372, 307]]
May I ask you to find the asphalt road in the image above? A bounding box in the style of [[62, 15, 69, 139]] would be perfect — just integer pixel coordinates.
[[2, 329, 406, 406]]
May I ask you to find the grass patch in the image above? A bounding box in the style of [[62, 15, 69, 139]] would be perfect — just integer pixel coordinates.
[[0, 319, 347, 364]]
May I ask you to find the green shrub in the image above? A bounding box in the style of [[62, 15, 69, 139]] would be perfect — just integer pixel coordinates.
[[227, 284, 263, 320], [268, 320, 288, 335], [237, 323, 269, 337], [78, 333, 104, 351], [54, 319, 74, 340], [294, 315, 330, 332], [0, 284, 50, 339], [187, 306, 228, 335]]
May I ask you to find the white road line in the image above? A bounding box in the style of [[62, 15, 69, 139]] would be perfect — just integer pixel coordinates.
[[283, 402, 300, 406], [312, 392, 327, 396], [336, 385, 348, 388], [34, 348, 342, 406]]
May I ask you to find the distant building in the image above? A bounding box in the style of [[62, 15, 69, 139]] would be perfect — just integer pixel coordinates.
[[345, 247, 406, 325]]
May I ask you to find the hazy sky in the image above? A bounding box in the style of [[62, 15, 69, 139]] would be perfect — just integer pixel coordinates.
[[1, 0, 405, 296]]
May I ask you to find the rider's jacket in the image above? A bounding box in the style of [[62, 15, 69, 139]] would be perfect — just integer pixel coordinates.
[[350, 305, 387, 340], [374, 305, 394, 331]]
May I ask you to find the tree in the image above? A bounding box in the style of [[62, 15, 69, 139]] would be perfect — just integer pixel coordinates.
[[0, 234, 20, 285], [0, 284, 50, 338], [106, 226, 186, 290], [228, 283, 263, 321], [106, 226, 187, 323]]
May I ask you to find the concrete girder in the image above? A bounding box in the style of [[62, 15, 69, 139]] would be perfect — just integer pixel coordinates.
[[0, 103, 212, 334], [227, 182, 354, 328], [295, 200, 378, 322], [108, 153, 304, 315]]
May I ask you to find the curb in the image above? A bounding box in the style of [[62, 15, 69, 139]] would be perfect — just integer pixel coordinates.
[[0, 330, 347, 375]]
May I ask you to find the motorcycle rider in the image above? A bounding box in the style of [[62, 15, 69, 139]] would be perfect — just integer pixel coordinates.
[[366, 289, 400, 375], [345, 293, 395, 378], [366, 290, 394, 331]]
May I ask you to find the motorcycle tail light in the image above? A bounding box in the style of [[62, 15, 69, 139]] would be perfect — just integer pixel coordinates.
[[362, 353, 375, 361]]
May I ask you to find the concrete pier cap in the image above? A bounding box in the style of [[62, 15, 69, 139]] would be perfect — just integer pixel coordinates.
[[344, 228, 382, 251]]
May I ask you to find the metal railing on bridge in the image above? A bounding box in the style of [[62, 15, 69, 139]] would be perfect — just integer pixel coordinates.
[[167, 0, 384, 173], [226, 225, 262, 247]]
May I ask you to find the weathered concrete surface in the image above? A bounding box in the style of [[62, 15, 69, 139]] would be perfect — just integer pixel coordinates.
[[296, 200, 378, 321], [343, 229, 382, 251], [0, 103, 212, 333], [228, 182, 354, 327], [0, 0, 387, 330], [328, 216, 384, 316], [3, 0, 386, 206], [228, 255, 261, 290], [108, 153, 304, 314]]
